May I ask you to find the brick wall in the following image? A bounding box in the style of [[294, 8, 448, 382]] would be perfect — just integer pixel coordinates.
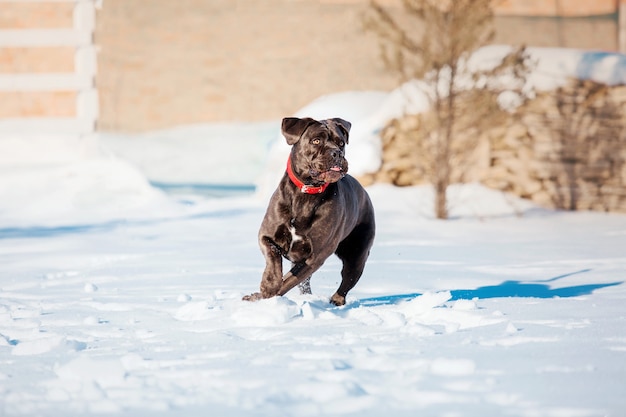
[[94, 0, 398, 132], [495, 0, 617, 17], [94, 0, 621, 132], [0, 0, 97, 135], [1, 1, 621, 133]]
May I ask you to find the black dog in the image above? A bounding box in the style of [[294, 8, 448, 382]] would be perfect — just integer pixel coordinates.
[[244, 117, 375, 306]]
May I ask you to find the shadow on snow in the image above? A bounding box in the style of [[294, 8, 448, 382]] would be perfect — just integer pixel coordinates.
[[0, 183, 257, 239], [0, 208, 253, 239], [357, 269, 623, 307]]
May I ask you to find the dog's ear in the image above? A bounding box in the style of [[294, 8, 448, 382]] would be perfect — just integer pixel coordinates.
[[282, 117, 316, 145], [331, 118, 351, 144]]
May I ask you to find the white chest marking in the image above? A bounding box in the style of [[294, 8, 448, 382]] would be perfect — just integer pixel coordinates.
[[289, 225, 303, 251]]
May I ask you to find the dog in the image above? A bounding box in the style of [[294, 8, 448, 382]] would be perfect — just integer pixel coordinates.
[[243, 116, 375, 306]]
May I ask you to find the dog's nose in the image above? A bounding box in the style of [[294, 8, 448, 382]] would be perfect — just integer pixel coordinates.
[[330, 149, 342, 159]]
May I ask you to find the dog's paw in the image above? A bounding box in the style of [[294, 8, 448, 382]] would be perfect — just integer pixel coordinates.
[[242, 292, 262, 302], [330, 293, 346, 306]]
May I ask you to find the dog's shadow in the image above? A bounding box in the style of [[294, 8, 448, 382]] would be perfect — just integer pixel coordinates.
[[354, 269, 623, 308]]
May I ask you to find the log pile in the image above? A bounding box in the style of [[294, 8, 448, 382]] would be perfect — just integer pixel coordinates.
[[362, 79, 626, 212]]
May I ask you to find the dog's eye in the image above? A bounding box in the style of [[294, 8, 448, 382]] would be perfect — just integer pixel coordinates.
[[339, 141, 345, 147], [312, 138, 321, 145]]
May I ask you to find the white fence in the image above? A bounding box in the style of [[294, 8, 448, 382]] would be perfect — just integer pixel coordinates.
[[0, 0, 98, 135]]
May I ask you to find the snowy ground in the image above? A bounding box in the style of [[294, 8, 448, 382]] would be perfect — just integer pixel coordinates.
[[1, 186, 625, 417], [1, 47, 626, 416]]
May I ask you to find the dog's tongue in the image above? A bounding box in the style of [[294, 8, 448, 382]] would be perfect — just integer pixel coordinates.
[[316, 166, 344, 183]]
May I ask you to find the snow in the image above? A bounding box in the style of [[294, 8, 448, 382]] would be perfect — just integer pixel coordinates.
[[1, 46, 626, 416]]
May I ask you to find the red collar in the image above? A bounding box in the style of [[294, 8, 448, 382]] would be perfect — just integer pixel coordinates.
[[286, 155, 330, 194]]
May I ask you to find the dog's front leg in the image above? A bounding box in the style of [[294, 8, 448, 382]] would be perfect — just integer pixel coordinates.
[[243, 236, 283, 301], [259, 236, 285, 297]]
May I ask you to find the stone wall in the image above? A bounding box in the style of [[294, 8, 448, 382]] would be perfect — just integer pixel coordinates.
[[368, 80, 626, 213]]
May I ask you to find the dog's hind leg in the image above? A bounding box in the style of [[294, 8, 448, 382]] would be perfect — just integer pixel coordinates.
[[290, 261, 312, 294], [277, 260, 323, 296], [298, 277, 312, 295], [332, 223, 375, 306], [331, 256, 367, 306]]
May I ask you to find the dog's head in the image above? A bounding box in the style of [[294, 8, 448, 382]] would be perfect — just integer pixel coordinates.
[[281, 117, 351, 185]]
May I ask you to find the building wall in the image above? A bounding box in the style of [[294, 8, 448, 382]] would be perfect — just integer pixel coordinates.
[[95, 0, 399, 131], [2, 1, 620, 133], [495, 0, 617, 17], [94, 0, 622, 132]]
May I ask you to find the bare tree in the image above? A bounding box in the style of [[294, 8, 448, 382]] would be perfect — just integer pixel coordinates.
[[364, 0, 531, 218]]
